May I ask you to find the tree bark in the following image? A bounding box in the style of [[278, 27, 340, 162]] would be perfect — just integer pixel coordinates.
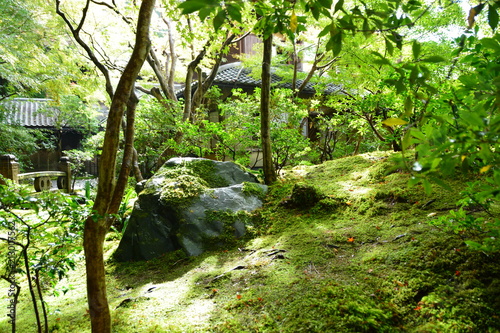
[[260, 35, 277, 184], [83, 1, 155, 332]]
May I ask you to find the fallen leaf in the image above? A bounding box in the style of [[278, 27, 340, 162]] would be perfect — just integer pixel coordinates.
[[455, 270, 461, 276], [348, 237, 355, 242], [395, 280, 405, 287], [414, 306, 422, 310], [236, 294, 242, 299]]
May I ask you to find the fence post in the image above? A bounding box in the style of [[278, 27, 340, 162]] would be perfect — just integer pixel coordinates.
[[58, 156, 72, 193], [0, 155, 19, 185]]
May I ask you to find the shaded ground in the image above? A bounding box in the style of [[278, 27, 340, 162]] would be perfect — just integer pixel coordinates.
[[1, 151, 499, 332]]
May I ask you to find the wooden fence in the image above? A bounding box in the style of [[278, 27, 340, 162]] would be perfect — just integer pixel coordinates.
[[0, 154, 72, 193]]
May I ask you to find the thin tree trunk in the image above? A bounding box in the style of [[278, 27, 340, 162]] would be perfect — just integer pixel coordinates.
[[110, 91, 140, 213], [35, 270, 48, 333], [260, 35, 277, 184], [22, 228, 42, 333], [83, 1, 155, 332]]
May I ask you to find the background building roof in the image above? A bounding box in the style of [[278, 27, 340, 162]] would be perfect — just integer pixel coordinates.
[[175, 62, 343, 99], [1, 98, 57, 128], [213, 62, 343, 95]]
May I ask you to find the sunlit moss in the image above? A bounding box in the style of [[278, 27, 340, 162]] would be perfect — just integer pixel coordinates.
[[3, 151, 499, 332]]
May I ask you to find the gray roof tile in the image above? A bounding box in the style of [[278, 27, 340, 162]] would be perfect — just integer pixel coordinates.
[[213, 62, 343, 95], [175, 62, 343, 99], [1, 98, 57, 128]]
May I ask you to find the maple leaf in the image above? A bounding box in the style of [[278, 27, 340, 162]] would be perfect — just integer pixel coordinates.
[[347, 237, 355, 242]]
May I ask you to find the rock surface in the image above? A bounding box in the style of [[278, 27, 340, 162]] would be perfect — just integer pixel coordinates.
[[114, 158, 267, 261]]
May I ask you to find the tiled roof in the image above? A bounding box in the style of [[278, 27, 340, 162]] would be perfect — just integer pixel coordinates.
[[213, 62, 343, 95], [175, 62, 343, 99], [1, 98, 57, 128]]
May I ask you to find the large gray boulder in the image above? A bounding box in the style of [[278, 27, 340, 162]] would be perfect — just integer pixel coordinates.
[[114, 158, 267, 261]]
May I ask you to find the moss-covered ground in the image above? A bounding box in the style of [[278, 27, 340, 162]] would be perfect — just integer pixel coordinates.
[[1, 151, 499, 332]]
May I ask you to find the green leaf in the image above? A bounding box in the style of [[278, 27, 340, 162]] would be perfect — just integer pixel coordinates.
[[429, 176, 453, 191], [408, 176, 421, 187], [409, 65, 419, 84], [226, 3, 242, 23], [460, 111, 485, 128], [334, 0, 344, 13], [402, 128, 414, 150], [481, 37, 500, 52], [318, 23, 332, 38], [412, 40, 421, 60], [422, 178, 432, 195], [317, 0, 333, 8], [420, 56, 445, 63], [395, 78, 406, 94], [410, 128, 427, 141], [362, 18, 371, 37], [213, 8, 226, 31], [331, 30, 343, 56], [310, 5, 321, 20], [385, 38, 394, 56], [199, 6, 213, 21], [371, 51, 392, 65], [178, 0, 212, 15], [488, 4, 499, 30]]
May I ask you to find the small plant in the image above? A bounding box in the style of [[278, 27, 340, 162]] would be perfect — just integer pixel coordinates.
[[0, 180, 88, 332], [115, 186, 137, 233]]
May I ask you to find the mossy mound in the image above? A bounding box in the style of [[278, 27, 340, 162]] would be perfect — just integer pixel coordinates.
[[8, 151, 499, 333]]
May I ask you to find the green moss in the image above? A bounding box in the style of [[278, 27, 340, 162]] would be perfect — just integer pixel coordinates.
[[202, 210, 256, 250], [152, 159, 229, 208], [7, 150, 500, 333], [159, 159, 228, 188], [288, 182, 324, 208], [159, 174, 208, 206], [241, 182, 266, 201]]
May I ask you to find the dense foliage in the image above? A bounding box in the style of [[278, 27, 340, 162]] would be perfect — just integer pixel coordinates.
[[0, 181, 89, 331]]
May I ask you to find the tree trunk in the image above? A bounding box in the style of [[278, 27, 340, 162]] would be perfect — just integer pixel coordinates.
[[83, 222, 109, 331], [83, 1, 155, 332], [260, 35, 277, 184]]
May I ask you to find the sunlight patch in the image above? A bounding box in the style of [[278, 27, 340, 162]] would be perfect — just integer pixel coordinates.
[[338, 180, 372, 196]]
